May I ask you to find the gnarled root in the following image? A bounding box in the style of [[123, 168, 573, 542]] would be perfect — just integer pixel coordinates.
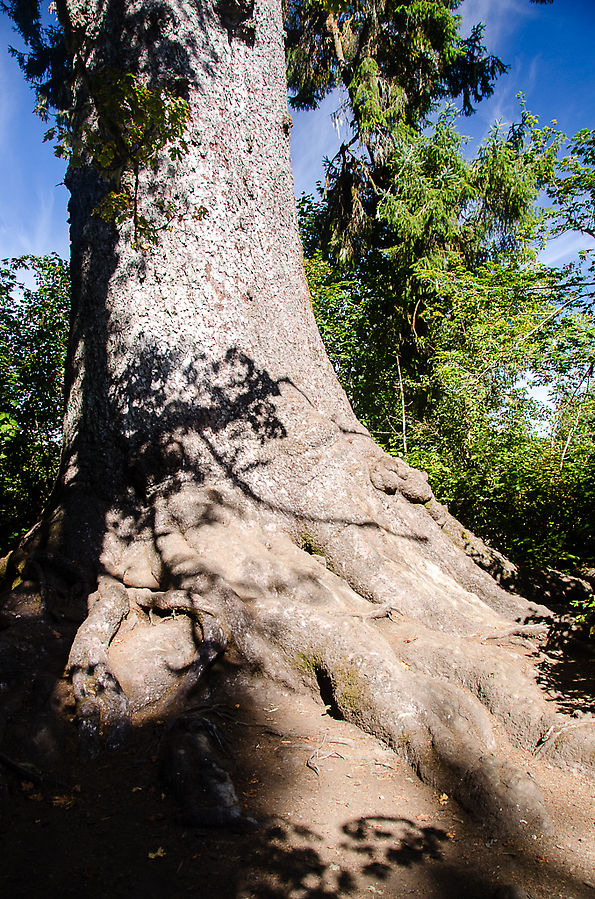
[[99, 503, 565, 841], [132, 588, 228, 705], [68, 577, 131, 755], [25, 430, 594, 841], [68, 578, 230, 751], [252, 587, 551, 839]]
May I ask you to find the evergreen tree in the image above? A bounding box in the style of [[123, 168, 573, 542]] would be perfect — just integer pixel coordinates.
[[1, 0, 592, 856], [0, 254, 69, 548]]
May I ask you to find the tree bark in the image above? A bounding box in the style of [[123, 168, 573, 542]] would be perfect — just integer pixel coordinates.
[[3, 0, 595, 841]]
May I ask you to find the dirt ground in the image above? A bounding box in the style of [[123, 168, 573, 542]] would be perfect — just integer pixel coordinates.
[[1, 616, 595, 899]]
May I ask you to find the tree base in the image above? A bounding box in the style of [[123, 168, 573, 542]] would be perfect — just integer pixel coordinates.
[[1, 623, 594, 898], [1, 431, 594, 855]]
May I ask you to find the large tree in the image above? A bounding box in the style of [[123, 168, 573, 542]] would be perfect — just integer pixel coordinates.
[[1, 0, 594, 841]]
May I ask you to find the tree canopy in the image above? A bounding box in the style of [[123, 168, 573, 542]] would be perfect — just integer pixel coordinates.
[[301, 101, 595, 570]]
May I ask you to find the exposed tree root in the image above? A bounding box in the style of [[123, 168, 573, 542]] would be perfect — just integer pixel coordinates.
[[1, 438, 594, 846], [68, 577, 131, 755]]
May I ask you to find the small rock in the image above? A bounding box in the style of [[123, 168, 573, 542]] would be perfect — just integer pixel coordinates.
[[493, 886, 530, 899], [160, 718, 257, 829]]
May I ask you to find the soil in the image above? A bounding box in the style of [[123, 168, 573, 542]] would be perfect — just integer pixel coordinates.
[[1, 591, 594, 899]]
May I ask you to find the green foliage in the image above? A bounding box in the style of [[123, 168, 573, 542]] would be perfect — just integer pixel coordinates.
[[302, 120, 595, 572], [547, 128, 595, 290], [302, 207, 407, 437], [285, 0, 505, 120], [308, 246, 595, 569], [406, 385, 595, 570], [0, 255, 69, 551], [285, 0, 508, 262], [307, 103, 559, 406], [2, 2, 195, 246], [43, 71, 194, 246], [291, 0, 591, 573], [570, 593, 595, 640], [0, 0, 71, 112]]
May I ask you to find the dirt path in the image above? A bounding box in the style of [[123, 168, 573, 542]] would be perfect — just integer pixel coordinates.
[[1, 655, 594, 899]]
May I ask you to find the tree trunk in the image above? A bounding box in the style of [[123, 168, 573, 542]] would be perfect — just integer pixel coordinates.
[[3, 0, 594, 842]]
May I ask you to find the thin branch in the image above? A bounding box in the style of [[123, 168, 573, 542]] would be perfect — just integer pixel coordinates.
[[559, 365, 593, 470], [396, 355, 407, 456], [412, 298, 421, 340], [550, 360, 594, 446], [325, 13, 347, 71], [474, 295, 578, 382]]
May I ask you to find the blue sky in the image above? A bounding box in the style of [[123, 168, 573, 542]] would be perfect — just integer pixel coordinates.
[[0, 0, 594, 262]]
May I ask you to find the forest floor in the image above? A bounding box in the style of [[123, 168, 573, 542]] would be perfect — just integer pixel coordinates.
[[1, 592, 595, 899]]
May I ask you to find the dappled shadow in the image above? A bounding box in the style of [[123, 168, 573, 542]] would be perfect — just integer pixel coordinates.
[[103, 338, 428, 533], [237, 816, 452, 897], [2, 583, 594, 899], [340, 814, 446, 870], [114, 342, 288, 498], [536, 642, 595, 716], [48, 324, 429, 612]]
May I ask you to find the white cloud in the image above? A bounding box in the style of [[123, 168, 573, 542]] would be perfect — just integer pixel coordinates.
[[540, 231, 595, 268], [0, 19, 69, 260], [0, 173, 69, 260], [13, 185, 68, 257], [461, 0, 535, 48]]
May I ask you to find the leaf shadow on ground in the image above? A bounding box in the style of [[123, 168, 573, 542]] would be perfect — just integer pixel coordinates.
[[535, 643, 595, 716]]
